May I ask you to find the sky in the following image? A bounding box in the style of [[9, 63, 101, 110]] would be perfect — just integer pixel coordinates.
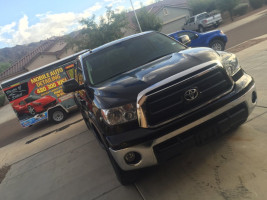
[[0, 0, 155, 49]]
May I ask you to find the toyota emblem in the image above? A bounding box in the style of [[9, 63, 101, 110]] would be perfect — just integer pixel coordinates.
[[184, 88, 199, 102]]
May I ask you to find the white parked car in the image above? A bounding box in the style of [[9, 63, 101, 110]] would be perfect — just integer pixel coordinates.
[[183, 12, 223, 32]]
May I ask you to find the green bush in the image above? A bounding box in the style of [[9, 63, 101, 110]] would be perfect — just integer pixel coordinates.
[[0, 62, 11, 74], [0, 93, 6, 107], [189, 0, 216, 15], [249, 0, 264, 9], [233, 3, 249, 16]]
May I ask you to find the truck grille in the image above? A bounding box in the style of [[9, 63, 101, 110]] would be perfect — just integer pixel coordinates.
[[138, 65, 233, 127]]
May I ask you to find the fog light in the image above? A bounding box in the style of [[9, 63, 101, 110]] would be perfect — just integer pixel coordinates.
[[252, 91, 257, 103], [124, 152, 141, 165]]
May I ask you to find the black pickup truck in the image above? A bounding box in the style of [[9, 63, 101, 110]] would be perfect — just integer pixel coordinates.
[[63, 31, 257, 185]]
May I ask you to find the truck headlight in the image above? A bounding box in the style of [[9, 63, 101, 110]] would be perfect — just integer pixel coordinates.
[[220, 52, 240, 76], [101, 103, 137, 125]]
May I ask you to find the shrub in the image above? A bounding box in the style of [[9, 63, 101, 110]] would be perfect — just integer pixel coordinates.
[[249, 0, 264, 9], [233, 3, 249, 16], [0, 93, 5, 107], [189, 0, 216, 15], [209, 9, 221, 15]]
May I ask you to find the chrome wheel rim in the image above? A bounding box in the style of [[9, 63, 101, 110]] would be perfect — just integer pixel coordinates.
[[53, 111, 64, 122], [28, 106, 35, 115], [212, 43, 222, 51]]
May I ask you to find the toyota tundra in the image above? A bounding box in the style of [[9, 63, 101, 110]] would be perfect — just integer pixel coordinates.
[[63, 31, 257, 185]]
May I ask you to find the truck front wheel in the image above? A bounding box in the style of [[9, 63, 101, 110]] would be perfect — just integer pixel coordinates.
[[210, 39, 225, 51], [50, 108, 66, 123]]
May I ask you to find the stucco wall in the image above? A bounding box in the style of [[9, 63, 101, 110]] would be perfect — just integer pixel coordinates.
[[58, 48, 76, 60], [26, 44, 76, 71], [157, 7, 189, 23], [47, 41, 67, 52], [26, 54, 58, 71], [161, 16, 188, 34], [157, 7, 190, 34], [124, 7, 191, 36]]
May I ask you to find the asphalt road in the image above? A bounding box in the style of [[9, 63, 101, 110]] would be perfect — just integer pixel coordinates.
[[225, 12, 267, 49]]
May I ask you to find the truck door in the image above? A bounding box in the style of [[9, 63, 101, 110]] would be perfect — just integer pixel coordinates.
[[187, 17, 195, 30], [184, 17, 194, 30]]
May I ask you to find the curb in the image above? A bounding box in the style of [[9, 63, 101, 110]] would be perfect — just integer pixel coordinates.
[[227, 34, 267, 53]]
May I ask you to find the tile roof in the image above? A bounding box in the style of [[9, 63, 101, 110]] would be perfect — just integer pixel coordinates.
[[0, 39, 58, 81], [146, 0, 190, 14]]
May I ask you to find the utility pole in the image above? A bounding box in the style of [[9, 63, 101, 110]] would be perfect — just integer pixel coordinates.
[[129, 0, 142, 33]]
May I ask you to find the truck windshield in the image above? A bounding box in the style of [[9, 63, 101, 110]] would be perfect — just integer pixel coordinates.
[[82, 32, 186, 85]]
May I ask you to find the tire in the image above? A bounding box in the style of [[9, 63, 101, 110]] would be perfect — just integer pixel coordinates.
[[50, 108, 66, 123], [209, 39, 225, 51], [28, 106, 36, 116], [106, 149, 138, 185], [81, 109, 91, 130], [199, 25, 205, 33]]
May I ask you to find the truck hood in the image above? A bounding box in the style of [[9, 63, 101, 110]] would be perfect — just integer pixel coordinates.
[[93, 47, 221, 108], [200, 30, 222, 37]]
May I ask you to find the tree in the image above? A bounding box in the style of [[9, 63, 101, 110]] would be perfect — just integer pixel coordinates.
[[249, 0, 264, 9], [216, 0, 239, 21], [189, 0, 217, 15], [131, 7, 163, 32], [67, 7, 128, 51], [0, 62, 11, 74]]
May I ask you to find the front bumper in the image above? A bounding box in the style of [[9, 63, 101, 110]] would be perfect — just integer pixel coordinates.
[[109, 73, 256, 171]]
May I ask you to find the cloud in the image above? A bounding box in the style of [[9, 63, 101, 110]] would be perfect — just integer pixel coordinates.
[[133, 1, 142, 10], [8, 13, 77, 46], [79, 2, 103, 19], [0, 22, 16, 35], [114, 5, 126, 13], [145, 0, 155, 5], [0, 2, 103, 47]]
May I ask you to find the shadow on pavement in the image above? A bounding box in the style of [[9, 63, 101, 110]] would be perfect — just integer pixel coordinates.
[[0, 110, 81, 148]]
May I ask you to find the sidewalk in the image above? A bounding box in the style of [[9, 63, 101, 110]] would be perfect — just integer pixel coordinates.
[[221, 8, 267, 32]]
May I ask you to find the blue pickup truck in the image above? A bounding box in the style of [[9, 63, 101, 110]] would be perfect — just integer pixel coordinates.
[[168, 30, 227, 51]]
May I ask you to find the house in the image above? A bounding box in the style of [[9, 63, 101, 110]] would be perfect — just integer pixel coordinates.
[[0, 38, 76, 83], [125, 0, 192, 36]]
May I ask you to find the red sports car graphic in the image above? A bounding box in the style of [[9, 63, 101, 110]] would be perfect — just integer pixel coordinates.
[[13, 95, 57, 116]]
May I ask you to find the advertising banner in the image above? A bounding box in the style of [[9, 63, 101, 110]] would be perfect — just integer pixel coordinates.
[[3, 63, 75, 127]]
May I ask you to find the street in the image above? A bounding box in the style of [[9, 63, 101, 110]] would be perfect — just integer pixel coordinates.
[[225, 10, 267, 49], [1, 9, 267, 200]]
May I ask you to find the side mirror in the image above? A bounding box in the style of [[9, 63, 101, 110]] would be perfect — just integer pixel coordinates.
[[178, 35, 191, 45], [63, 79, 84, 93]]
